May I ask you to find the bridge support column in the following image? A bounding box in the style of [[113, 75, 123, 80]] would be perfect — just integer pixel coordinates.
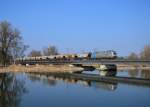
[[96, 64, 117, 71], [96, 64, 117, 76]]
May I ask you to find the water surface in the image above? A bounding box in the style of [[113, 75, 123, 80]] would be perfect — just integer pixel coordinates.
[[0, 70, 150, 107], [83, 69, 150, 79]]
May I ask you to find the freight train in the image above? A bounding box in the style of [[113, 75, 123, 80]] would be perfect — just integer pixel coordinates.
[[16, 50, 117, 61]]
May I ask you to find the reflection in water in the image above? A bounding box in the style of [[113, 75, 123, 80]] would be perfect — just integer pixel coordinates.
[[99, 70, 117, 76], [0, 73, 27, 107], [0, 72, 149, 107], [140, 70, 150, 79], [128, 70, 139, 78], [28, 74, 57, 86], [121, 70, 150, 79], [27, 73, 118, 91], [90, 81, 117, 91]]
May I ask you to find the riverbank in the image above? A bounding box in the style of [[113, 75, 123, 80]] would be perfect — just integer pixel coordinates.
[[0, 64, 150, 73], [83, 64, 150, 70], [0, 64, 84, 73], [117, 64, 150, 70]]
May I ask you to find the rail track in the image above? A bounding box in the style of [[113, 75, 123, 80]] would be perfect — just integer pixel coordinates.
[[16, 59, 150, 65]]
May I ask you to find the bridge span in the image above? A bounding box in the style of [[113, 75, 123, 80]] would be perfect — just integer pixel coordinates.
[[16, 59, 150, 65]]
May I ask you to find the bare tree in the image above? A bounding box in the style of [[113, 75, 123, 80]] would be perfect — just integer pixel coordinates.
[[43, 45, 58, 56], [28, 50, 42, 57], [140, 45, 150, 60], [128, 52, 139, 60], [0, 21, 28, 66]]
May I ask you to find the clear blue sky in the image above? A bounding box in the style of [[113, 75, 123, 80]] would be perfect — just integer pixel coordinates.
[[0, 0, 150, 56]]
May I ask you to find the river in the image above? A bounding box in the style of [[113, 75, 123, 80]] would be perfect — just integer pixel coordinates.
[[0, 70, 150, 107]]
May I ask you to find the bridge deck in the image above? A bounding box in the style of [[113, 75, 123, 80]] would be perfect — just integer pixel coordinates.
[[16, 59, 150, 65]]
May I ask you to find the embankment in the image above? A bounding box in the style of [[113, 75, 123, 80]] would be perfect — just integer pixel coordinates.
[[117, 64, 150, 70], [0, 64, 84, 73]]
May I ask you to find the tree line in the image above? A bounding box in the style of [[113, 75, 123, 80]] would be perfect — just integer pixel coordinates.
[[127, 45, 150, 60], [28, 45, 58, 57]]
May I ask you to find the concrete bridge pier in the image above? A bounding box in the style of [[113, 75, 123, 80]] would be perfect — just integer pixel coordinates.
[[73, 64, 117, 76], [96, 64, 117, 71], [96, 64, 117, 76]]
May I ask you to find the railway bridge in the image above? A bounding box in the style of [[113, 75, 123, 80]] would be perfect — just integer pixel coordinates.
[[15, 59, 150, 76], [16, 59, 150, 66]]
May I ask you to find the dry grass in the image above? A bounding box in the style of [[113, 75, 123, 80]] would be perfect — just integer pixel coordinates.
[[0, 64, 84, 73], [117, 64, 150, 70]]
